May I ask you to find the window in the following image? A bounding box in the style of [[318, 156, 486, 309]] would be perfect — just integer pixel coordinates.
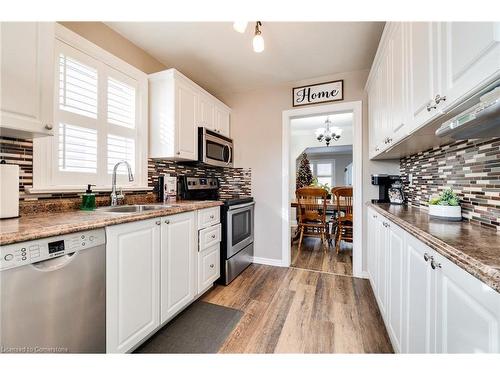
[[33, 26, 148, 192], [311, 160, 335, 188]]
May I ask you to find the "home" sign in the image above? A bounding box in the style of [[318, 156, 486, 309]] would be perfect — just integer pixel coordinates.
[[292, 80, 344, 107]]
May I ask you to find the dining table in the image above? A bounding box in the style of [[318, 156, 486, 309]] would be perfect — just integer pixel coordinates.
[[290, 197, 351, 243]]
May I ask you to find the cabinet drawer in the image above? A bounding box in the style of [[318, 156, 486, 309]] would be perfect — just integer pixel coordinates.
[[198, 244, 220, 293], [197, 207, 220, 229], [199, 223, 221, 251]]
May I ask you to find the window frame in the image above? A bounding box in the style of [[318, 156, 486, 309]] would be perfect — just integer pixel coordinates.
[[310, 159, 336, 188], [31, 24, 149, 193]]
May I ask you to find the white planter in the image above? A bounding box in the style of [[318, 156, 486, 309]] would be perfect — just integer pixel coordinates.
[[428, 205, 462, 221]]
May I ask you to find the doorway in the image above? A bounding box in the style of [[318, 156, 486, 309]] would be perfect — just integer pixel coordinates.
[[281, 101, 363, 278]]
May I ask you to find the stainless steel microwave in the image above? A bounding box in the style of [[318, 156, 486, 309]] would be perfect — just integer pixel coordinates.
[[198, 127, 233, 167]]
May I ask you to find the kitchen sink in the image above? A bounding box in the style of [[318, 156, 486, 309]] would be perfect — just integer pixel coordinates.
[[97, 204, 170, 213]]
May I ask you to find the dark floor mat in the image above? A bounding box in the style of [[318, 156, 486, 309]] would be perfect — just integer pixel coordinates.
[[134, 301, 243, 354]]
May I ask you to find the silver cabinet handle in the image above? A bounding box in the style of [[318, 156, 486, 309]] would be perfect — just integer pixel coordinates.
[[424, 253, 430, 262], [176, 151, 180, 155], [210, 215, 214, 219], [155, 220, 161, 225], [164, 220, 170, 224], [435, 94, 447, 104], [45, 124, 53, 130], [427, 100, 437, 112], [209, 264, 215, 268], [372, 215, 377, 219], [430, 259, 442, 270], [211, 234, 216, 239]]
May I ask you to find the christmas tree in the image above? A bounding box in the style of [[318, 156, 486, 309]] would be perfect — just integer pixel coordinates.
[[296, 153, 313, 190]]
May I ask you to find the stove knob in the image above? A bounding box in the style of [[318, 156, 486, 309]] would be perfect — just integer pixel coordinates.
[[4, 254, 13, 261]]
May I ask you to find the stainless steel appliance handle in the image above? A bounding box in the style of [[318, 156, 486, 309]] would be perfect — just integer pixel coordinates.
[[228, 201, 255, 211], [226, 144, 232, 166], [30, 252, 77, 272]]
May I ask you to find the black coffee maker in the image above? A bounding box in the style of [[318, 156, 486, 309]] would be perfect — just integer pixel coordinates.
[[371, 174, 403, 204]]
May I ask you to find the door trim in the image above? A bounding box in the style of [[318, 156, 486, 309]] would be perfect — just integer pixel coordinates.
[[281, 100, 364, 277]]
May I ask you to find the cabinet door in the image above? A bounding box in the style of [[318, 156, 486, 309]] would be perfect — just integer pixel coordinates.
[[215, 105, 230, 137], [0, 22, 54, 137], [434, 252, 500, 353], [161, 211, 196, 323], [106, 219, 160, 353], [387, 222, 405, 352], [175, 81, 198, 160], [390, 23, 408, 143], [407, 22, 441, 133], [405, 234, 435, 353], [366, 209, 380, 292], [198, 244, 220, 294], [441, 22, 500, 107], [197, 94, 215, 131], [376, 219, 388, 316]]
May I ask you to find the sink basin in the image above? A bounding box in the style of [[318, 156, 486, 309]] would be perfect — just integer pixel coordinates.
[[97, 204, 170, 213]]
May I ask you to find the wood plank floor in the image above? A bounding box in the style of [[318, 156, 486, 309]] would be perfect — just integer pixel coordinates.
[[202, 264, 393, 353], [291, 236, 353, 276]]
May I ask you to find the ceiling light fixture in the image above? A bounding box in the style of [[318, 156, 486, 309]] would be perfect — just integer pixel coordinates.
[[252, 21, 264, 53], [315, 117, 343, 146], [233, 21, 248, 33]]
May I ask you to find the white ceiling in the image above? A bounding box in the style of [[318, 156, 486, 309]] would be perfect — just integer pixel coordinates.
[[291, 112, 353, 133], [105, 22, 384, 96]]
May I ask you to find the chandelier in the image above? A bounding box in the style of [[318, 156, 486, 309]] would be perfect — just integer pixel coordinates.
[[315, 116, 342, 146]]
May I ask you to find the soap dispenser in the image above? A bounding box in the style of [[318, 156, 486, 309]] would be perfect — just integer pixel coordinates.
[[81, 184, 96, 211]]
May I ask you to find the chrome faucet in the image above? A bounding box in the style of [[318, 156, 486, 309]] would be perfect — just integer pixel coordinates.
[[110, 160, 134, 206]]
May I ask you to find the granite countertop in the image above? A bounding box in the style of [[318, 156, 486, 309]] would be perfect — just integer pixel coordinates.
[[0, 201, 223, 246], [367, 202, 500, 293]]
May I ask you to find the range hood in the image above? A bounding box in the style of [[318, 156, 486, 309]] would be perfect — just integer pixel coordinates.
[[436, 86, 500, 140]]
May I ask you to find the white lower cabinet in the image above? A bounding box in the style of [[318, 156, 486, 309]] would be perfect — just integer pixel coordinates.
[[366, 207, 500, 353], [106, 218, 161, 353], [434, 251, 500, 353], [198, 244, 220, 293], [404, 234, 435, 353], [106, 208, 221, 353], [160, 211, 196, 323]]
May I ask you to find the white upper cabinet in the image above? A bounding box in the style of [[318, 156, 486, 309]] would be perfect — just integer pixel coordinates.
[[389, 23, 408, 143], [0, 22, 55, 138], [149, 69, 231, 160], [407, 22, 442, 133], [367, 22, 499, 159], [214, 104, 230, 137], [175, 80, 198, 160], [197, 93, 215, 131], [440, 22, 500, 108]]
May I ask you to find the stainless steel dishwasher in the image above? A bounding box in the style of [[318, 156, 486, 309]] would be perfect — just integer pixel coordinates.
[[0, 229, 106, 353]]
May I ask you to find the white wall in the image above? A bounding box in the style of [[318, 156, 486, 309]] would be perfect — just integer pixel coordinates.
[[221, 69, 399, 266]]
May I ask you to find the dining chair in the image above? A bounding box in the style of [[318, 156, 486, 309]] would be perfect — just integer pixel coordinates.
[[328, 186, 343, 247], [295, 187, 329, 253], [332, 186, 353, 254]]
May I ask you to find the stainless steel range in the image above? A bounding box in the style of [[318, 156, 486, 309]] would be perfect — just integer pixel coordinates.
[[178, 176, 254, 285], [220, 197, 254, 284]]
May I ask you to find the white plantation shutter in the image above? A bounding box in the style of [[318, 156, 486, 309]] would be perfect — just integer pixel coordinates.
[[59, 54, 98, 118], [58, 123, 98, 173], [107, 134, 135, 174], [33, 36, 147, 190], [107, 77, 136, 129]]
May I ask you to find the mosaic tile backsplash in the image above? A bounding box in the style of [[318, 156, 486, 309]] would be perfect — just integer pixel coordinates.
[[400, 137, 500, 230], [0, 136, 251, 214]]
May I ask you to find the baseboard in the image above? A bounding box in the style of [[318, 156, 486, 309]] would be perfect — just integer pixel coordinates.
[[252, 256, 287, 267]]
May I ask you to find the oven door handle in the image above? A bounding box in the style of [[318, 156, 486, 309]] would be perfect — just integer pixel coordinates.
[[228, 202, 255, 211]]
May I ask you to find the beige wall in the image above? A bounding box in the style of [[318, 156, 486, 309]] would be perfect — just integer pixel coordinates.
[[220, 70, 399, 266], [58, 22, 166, 74]]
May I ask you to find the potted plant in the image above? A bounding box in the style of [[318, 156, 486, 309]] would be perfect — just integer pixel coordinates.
[[311, 178, 331, 199], [428, 188, 462, 221]]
